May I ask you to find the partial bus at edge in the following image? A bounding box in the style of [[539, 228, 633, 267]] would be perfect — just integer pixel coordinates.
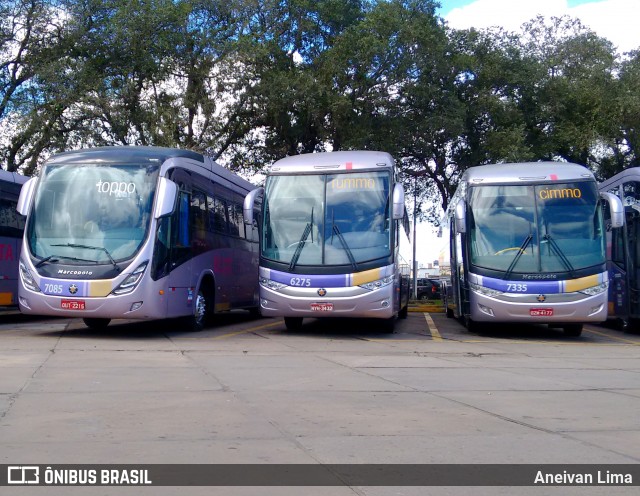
[[243, 151, 411, 332], [599, 167, 640, 330], [440, 162, 623, 337], [0, 170, 28, 308], [17, 146, 260, 330]]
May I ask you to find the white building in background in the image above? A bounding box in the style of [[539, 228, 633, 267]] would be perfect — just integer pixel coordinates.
[[418, 261, 439, 278]]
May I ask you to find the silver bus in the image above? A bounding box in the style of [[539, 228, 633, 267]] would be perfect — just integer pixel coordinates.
[[0, 170, 28, 308], [599, 167, 640, 330], [244, 151, 411, 331], [17, 146, 260, 330], [440, 162, 623, 336]]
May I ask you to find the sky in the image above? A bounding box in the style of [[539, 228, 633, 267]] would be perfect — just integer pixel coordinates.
[[414, 0, 640, 269], [438, 0, 640, 54]]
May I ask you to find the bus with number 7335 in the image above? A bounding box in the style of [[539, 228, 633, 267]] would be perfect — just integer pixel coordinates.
[[440, 162, 623, 337]]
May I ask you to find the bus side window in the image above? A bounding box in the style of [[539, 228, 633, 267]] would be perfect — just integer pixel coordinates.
[[169, 192, 192, 269]]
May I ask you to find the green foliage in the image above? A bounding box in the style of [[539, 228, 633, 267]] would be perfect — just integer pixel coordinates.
[[0, 0, 639, 222]]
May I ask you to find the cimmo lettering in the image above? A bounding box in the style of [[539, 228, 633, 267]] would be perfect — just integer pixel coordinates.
[[330, 178, 377, 190], [538, 187, 582, 200]]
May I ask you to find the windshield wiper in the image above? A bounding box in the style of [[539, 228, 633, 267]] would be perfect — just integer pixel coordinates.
[[332, 224, 358, 271], [35, 255, 59, 268], [288, 208, 314, 271], [51, 243, 119, 270], [504, 233, 533, 280], [35, 254, 99, 267], [541, 233, 576, 278]]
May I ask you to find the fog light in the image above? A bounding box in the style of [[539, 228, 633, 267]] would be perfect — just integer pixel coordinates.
[[130, 302, 143, 312], [261, 299, 269, 308], [381, 299, 390, 308], [589, 304, 603, 316], [19, 296, 30, 309], [478, 303, 494, 316]]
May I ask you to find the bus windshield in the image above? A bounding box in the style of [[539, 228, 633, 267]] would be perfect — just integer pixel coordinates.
[[27, 163, 159, 264], [469, 181, 605, 274], [262, 171, 391, 266]]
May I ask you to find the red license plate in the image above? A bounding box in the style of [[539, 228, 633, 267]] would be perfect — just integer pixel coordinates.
[[530, 308, 553, 317], [311, 302, 334, 312], [61, 299, 86, 310]]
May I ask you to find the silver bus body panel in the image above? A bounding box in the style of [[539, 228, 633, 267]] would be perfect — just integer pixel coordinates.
[[258, 265, 399, 319], [259, 284, 397, 319], [468, 291, 607, 323]]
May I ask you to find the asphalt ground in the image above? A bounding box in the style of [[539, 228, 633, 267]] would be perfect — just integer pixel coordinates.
[[0, 310, 639, 495]]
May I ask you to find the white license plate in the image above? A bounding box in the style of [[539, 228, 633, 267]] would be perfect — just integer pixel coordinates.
[[61, 299, 86, 310], [311, 303, 334, 312], [530, 308, 553, 317]]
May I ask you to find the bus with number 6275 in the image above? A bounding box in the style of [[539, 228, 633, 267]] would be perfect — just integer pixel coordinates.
[[243, 151, 411, 332]]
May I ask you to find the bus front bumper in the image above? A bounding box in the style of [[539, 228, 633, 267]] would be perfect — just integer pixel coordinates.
[[259, 285, 396, 319], [469, 291, 608, 323]]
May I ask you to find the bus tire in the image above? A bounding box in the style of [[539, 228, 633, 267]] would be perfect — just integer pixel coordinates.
[[563, 324, 583, 337], [446, 306, 454, 318], [381, 316, 396, 333], [186, 285, 213, 331], [398, 304, 408, 319], [83, 318, 110, 330], [465, 316, 483, 333], [284, 317, 303, 331]]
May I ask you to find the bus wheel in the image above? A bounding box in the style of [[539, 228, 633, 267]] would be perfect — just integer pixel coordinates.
[[284, 317, 303, 331], [465, 316, 483, 333], [83, 318, 110, 330], [398, 304, 408, 319], [446, 306, 454, 318], [187, 288, 212, 331], [563, 324, 583, 337], [381, 317, 396, 333]]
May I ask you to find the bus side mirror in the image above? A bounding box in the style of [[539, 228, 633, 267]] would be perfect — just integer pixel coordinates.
[[392, 183, 405, 220], [16, 177, 37, 216], [600, 191, 624, 228], [154, 177, 178, 219], [454, 202, 466, 233], [244, 187, 264, 225]]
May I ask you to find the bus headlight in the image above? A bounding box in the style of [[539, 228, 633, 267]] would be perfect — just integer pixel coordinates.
[[259, 277, 287, 291], [19, 261, 41, 292], [112, 262, 148, 295], [469, 281, 502, 297], [579, 281, 609, 296], [359, 275, 394, 291]]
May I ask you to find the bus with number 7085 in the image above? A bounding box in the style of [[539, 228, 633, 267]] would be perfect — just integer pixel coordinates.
[[440, 162, 623, 337], [16, 146, 260, 330]]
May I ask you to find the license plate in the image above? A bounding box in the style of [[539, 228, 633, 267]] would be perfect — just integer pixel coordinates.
[[61, 299, 86, 310], [530, 308, 553, 317], [310, 302, 333, 312]]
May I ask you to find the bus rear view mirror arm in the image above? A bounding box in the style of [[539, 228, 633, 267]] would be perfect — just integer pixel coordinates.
[[600, 191, 624, 228], [244, 187, 264, 225], [153, 177, 178, 219]]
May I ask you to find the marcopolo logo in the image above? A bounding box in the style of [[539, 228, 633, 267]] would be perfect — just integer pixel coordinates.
[[58, 270, 93, 276], [8, 466, 39, 485]]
